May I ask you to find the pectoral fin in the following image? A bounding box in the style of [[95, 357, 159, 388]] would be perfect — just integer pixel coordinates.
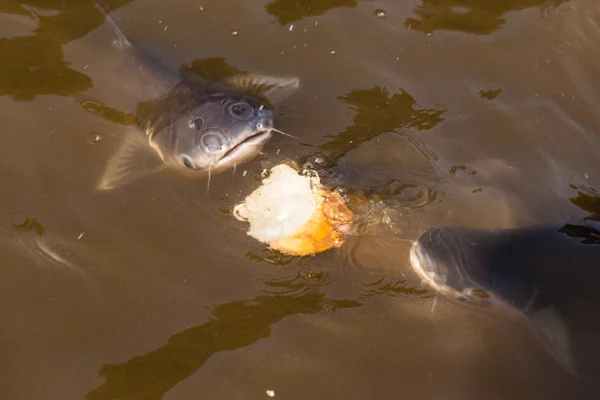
[[529, 307, 578, 376], [226, 74, 300, 105], [96, 132, 166, 190]]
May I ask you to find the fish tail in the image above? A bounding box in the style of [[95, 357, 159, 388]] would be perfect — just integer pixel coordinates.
[[93, 0, 132, 49]]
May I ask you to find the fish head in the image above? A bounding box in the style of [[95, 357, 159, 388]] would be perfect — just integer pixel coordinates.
[[411, 224, 583, 376], [409, 226, 522, 310], [170, 95, 274, 172]]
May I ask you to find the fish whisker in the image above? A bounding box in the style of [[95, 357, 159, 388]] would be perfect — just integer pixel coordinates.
[[207, 165, 212, 192], [271, 128, 300, 140]]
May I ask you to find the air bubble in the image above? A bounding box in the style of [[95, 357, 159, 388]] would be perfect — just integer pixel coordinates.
[[301, 168, 321, 188], [88, 133, 102, 144], [80, 98, 105, 115], [231, 30, 239, 36], [335, 186, 348, 196], [375, 9, 387, 18]]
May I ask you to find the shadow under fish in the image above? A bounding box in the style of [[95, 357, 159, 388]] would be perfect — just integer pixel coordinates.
[[92, 1, 300, 190], [409, 219, 600, 380]]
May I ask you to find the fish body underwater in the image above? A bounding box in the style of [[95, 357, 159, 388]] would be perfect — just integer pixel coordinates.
[[409, 220, 600, 381], [91, 1, 300, 190]]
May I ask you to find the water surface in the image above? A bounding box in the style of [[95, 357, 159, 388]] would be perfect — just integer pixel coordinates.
[[1, 0, 600, 399]]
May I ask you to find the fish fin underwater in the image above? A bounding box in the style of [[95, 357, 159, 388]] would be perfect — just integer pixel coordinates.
[[528, 306, 579, 377], [93, 0, 300, 109], [96, 132, 166, 190], [93, 0, 131, 50]]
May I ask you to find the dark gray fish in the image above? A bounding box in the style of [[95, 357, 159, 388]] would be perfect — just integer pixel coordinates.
[[92, 1, 300, 190], [409, 220, 600, 378]]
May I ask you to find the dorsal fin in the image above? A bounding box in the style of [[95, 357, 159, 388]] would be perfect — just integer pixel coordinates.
[[93, 0, 132, 50]]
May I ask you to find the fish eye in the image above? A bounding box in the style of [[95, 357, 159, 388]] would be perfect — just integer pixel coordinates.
[[181, 154, 197, 170], [200, 131, 225, 154], [227, 101, 254, 120], [188, 117, 205, 129]]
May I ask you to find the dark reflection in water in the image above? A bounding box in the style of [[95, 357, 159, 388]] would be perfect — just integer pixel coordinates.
[[318, 86, 445, 165], [558, 222, 600, 244], [10, 215, 45, 236], [86, 289, 362, 400], [245, 250, 297, 266], [0, 0, 135, 100], [79, 57, 255, 128], [569, 184, 600, 221], [365, 178, 440, 208], [359, 277, 432, 300], [405, 0, 570, 35], [479, 88, 502, 100], [259, 271, 335, 295], [182, 56, 248, 83], [265, 0, 357, 25]]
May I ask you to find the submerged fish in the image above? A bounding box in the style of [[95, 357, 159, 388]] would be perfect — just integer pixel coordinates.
[[409, 220, 600, 377], [92, 1, 300, 190]]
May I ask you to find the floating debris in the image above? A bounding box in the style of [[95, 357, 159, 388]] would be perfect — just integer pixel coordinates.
[[375, 9, 387, 18], [88, 132, 102, 144], [233, 161, 354, 256]]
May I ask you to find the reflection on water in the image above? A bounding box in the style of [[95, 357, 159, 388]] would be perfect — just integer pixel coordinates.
[[77, 56, 256, 128], [479, 88, 502, 100], [0, 0, 135, 100], [569, 184, 600, 221], [11, 214, 45, 236], [245, 250, 297, 267], [359, 276, 432, 300], [364, 178, 440, 209], [86, 288, 361, 400], [2, 0, 600, 398], [319, 86, 445, 164], [265, 0, 358, 25], [558, 222, 600, 244], [182, 57, 248, 83], [259, 270, 335, 295], [405, 0, 570, 35], [83, 268, 431, 400]]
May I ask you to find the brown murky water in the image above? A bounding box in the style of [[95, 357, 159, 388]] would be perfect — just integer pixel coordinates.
[[2, 0, 600, 399]]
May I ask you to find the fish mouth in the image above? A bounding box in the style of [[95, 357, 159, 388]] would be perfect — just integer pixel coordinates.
[[218, 130, 272, 166], [409, 241, 448, 293]]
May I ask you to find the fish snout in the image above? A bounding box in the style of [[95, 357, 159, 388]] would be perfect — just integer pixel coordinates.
[[410, 233, 449, 288], [256, 114, 275, 132]]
